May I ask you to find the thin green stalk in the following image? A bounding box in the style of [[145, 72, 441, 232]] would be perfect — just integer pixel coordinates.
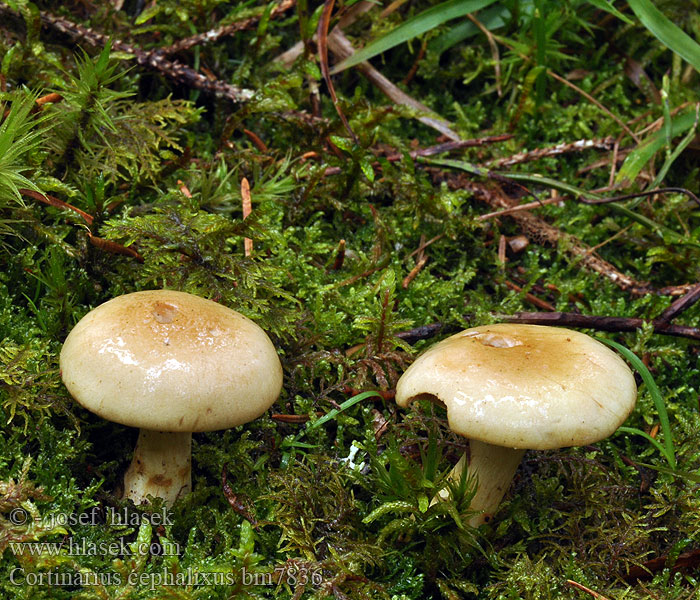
[[280, 391, 381, 467], [600, 338, 676, 470]]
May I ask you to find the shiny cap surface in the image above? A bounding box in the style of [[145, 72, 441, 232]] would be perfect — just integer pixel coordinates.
[[395, 324, 637, 449], [61, 290, 283, 432]]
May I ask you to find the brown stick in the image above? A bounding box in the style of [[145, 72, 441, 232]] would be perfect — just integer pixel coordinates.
[[477, 196, 562, 221], [656, 282, 700, 324], [402, 255, 428, 289], [565, 580, 612, 600], [504, 281, 556, 312], [156, 0, 297, 56], [499, 311, 700, 341], [0, 7, 256, 103], [486, 137, 615, 169], [327, 30, 460, 141], [317, 0, 358, 143], [434, 171, 691, 297]]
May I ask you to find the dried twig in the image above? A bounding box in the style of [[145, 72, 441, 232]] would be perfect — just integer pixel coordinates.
[[401, 38, 427, 86], [497, 234, 507, 264], [156, 0, 296, 56], [565, 580, 612, 600], [406, 233, 444, 260], [656, 283, 700, 324], [486, 137, 615, 169], [0, 6, 256, 102], [436, 171, 692, 297], [500, 311, 700, 341], [467, 13, 501, 96], [546, 69, 639, 142], [504, 281, 556, 312], [318, 0, 358, 143], [402, 255, 428, 289], [327, 30, 460, 141], [477, 196, 562, 220]]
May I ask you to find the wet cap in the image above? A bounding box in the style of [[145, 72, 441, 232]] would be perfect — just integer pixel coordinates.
[[395, 324, 637, 450], [61, 290, 283, 432]]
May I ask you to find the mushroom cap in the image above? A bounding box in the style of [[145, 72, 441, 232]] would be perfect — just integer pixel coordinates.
[[60, 290, 283, 432], [395, 324, 637, 450]]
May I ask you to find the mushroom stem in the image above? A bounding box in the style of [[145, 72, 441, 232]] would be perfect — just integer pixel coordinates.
[[436, 440, 525, 527], [123, 429, 192, 505]]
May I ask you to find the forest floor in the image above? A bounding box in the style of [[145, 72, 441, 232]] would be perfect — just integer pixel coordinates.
[[1, 1, 700, 599]]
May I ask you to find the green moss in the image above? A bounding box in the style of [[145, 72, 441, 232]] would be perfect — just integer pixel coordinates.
[[1, 0, 700, 598]]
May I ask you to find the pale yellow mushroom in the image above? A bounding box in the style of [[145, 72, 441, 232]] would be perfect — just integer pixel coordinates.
[[61, 290, 283, 505], [395, 323, 637, 526]]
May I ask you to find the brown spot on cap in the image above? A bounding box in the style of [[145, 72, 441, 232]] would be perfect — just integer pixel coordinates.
[[395, 323, 637, 450], [152, 302, 178, 324], [60, 289, 283, 432]]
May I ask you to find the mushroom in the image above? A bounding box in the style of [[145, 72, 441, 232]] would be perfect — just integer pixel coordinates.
[[60, 290, 283, 505], [395, 323, 637, 526]]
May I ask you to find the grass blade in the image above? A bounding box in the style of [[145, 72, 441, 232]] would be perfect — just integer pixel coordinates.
[[617, 426, 674, 467], [330, 0, 499, 74], [628, 0, 700, 72], [280, 391, 381, 466], [649, 104, 699, 191], [587, 0, 633, 25], [305, 390, 381, 432], [423, 156, 700, 248], [616, 108, 698, 184], [429, 5, 510, 56], [599, 338, 676, 470]]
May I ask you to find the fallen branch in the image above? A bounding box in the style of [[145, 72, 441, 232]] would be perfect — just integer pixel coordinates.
[[656, 282, 700, 324], [434, 171, 693, 297], [327, 30, 460, 141], [0, 5, 255, 102]]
